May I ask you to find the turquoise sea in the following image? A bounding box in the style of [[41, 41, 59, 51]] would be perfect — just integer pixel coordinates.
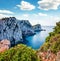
[[25, 26, 54, 49]]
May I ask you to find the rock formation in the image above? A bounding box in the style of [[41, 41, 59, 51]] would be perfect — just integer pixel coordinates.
[[33, 24, 42, 32], [56, 51, 60, 61], [0, 39, 10, 52], [17, 20, 35, 36], [0, 17, 23, 45], [0, 17, 40, 46]]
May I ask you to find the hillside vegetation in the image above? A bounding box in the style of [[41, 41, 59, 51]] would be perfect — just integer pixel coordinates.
[[0, 44, 41, 61], [40, 22, 60, 54]]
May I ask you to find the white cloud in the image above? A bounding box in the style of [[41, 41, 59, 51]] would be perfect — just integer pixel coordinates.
[[15, 13, 60, 26], [33, 13, 47, 17], [38, 13, 47, 16], [0, 10, 14, 14], [15, 14, 29, 20], [23, 14, 29, 17], [28, 14, 60, 26], [38, 0, 60, 10], [17, 1, 35, 10], [31, 16, 60, 26], [0, 14, 13, 19]]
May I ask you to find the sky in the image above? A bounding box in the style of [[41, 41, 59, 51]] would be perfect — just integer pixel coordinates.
[[0, 0, 60, 26]]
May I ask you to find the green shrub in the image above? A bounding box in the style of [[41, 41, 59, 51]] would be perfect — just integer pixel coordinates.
[[0, 44, 40, 61], [40, 22, 60, 54]]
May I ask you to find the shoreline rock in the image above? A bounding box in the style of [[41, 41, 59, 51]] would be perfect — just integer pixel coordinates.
[[0, 17, 42, 46], [33, 24, 44, 32]]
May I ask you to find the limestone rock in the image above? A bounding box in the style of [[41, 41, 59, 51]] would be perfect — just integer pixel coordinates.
[[33, 24, 42, 32], [18, 20, 35, 36], [0, 17, 36, 45], [0, 17, 23, 45]]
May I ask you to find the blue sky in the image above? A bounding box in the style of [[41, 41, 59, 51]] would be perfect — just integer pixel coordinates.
[[0, 0, 60, 26]]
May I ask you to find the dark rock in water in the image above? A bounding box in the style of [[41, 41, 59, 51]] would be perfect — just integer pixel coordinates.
[[33, 24, 42, 32], [0, 17, 36, 46]]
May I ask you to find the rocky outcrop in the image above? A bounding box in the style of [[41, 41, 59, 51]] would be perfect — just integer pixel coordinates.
[[0, 17, 36, 46], [0, 17, 23, 45], [33, 24, 42, 32], [56, 51, 60, 61], [0, 39, 10, 52], [17, 20, 35, 36], [37, 50, 56, 61]]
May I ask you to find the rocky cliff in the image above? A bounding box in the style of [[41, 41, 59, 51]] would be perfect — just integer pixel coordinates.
[[17, 20, 35, 36], [0, 17, 41, 46], [0, 17, 23, 45], [33, 24, 42, 32]]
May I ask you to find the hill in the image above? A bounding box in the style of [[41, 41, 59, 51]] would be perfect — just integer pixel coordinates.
[[39, 21, 60, 54], [0, 44, 41, 61]]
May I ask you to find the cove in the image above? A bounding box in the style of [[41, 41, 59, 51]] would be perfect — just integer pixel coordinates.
[[25, 26, 54, 50]]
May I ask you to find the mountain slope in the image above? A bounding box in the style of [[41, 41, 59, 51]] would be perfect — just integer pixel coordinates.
[[0, 44, 41, 61], [40, 21, 60, 54]]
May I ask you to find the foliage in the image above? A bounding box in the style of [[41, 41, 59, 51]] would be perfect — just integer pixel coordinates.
[[40, 21, 60, 54], [0, 44, 40, 61]]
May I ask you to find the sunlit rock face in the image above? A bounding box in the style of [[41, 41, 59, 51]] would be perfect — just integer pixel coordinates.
[[0, 17, 23, 45], [0, 17, 35, 45], [33, 24, 42, 32], [18, 20, 35, 36]]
